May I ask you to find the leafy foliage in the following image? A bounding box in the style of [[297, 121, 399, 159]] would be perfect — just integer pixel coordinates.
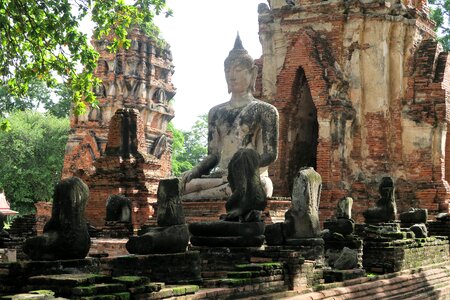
[[0, 79, 73, 118], [169, 115, 208, 176], [168, 122, 191, 176], [429, 0, 450, 50], [0, 0, 171, 117], [0, 111, 69, 214]]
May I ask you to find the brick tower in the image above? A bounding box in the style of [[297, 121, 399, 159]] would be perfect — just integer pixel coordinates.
[[62, 28, 175, 227], [257, 0, 450, 221]]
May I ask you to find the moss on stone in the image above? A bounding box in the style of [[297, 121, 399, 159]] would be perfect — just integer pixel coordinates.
[[29, 273, 107, 286], [112, 276, 149, 287], [112, 292, 130, 300], [73, 283, 126, 296], [28, 291, 55, 296], [184, 285, 199, 294], [171, 286, 186, 296], [72, 285, 97, 296], [218, 278, 252, 287], [78, 295, 116, 300], [235, 263, 263, 271]]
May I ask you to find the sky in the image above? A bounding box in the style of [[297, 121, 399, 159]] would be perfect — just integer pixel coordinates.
[[155, 0, 268, 130]]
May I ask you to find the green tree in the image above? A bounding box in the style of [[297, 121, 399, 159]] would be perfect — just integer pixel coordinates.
[[0, 80, 73, 118], [429, 0, 450, 50], [45, 83, 74, 118], [169, 115, 208, 176], [168, 122, 192, 176], [0, 111, 70, 214], [0, 0, 171, 117]]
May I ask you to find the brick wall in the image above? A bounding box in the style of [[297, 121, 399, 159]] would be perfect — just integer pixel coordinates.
[[258, 0, 450, 222]]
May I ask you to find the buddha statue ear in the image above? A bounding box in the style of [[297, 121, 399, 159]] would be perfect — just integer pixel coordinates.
[[251, 65, 258, 92]]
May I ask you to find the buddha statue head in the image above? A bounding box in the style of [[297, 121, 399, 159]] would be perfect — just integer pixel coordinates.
[[224, 34, 257, 95]]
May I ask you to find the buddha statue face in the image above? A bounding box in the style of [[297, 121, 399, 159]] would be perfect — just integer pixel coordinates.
[[224, 34, 257, 95], [225, 62, 256, 95]]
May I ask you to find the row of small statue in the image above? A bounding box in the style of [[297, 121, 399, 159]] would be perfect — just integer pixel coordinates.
[[21, 169, 425, 262], [21, 165, 319, 260]]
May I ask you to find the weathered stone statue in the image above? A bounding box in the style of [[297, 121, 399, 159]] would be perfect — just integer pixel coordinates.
[[181, 34, 279, 210], [266, 167, 323, 244], [187, 35, 278, 247], [363, 177, 397, 224], [323, 197, 355, 236], [126, 178, 189, 254], [265, 167, 324, 260], [23, 177, 91, 260], [283, 167, 322, 239], [336, 197, 353, 219], [105, 195, 132, 223], [399, 208, 427, 224]]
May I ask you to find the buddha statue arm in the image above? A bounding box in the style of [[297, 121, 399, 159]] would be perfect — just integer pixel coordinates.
[[180, 109, 220, 184], [259, 104, 279, 168]]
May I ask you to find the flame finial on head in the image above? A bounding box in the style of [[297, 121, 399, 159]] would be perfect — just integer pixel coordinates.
[[224, 32, 254, 70], [233, 32, 245, 51]]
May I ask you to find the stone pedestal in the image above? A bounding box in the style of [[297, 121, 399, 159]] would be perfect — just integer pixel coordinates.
[[126, 178, 190, 255], [182, 198, 291, 224], [101, 221, 133, 238], [428, 220, 450, 237], [189, 221, 265, 248], [0, 252, 202, 295], [282, 238, 325, 261], [324, 236, 363, 269], [359, 223, 450, 273]]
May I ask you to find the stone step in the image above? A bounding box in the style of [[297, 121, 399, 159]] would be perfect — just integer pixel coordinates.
[[349, 268, 450, 299], [404, 284, 450, 300], [28, 274, 109, 287], [234, 262, 284, 272], [132, 285, 199, 300], [291, 264, 450, 299], [110, 275, 150, 287], [72, 283, 126, 297], [384, 267, 450, 300], [73, 291, 130, 300], [203, 275, 285, 288], [190, 281, 288, 300]]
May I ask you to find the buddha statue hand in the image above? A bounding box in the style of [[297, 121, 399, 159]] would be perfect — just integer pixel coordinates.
[[179, 167, 201, 193]]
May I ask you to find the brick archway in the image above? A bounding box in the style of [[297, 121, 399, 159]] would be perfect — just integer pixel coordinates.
[[272, 30, 332, 196], [285, 67, 319, 194]]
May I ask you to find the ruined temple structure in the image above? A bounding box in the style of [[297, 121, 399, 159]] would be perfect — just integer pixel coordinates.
[[256, 0, 450, 221], [62, 28, 175, 227], [63, 27, 175, 177]]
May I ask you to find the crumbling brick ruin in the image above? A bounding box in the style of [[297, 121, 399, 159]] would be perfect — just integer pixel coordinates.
[[256, 0, 450, 222], [62, 28, 175, 227]]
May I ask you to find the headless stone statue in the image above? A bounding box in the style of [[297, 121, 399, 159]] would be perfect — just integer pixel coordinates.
[[105, 194, 132, 223], [363, 177, 397, 224], [181, 34, 279, 209], [336, 197, 353, 219], [23, 177, 91, 260], [265, 167, 324, 259], [283, 167, 322, 239], [225, 148, 266, 221], [323, 197, 355, 236], [126, 178, 189, 254]]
